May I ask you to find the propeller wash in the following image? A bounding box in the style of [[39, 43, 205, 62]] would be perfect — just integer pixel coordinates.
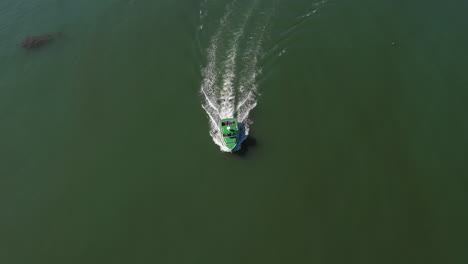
[[199, 0, 273, 152]]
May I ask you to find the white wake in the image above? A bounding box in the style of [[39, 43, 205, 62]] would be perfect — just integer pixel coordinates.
[[200, 0, 271, 152]]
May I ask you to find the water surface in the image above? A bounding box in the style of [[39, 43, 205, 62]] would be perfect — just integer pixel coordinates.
[[1, 0, 467, 263]]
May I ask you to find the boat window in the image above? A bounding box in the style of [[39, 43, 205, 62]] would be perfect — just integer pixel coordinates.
[[222, 121, 236, 126]]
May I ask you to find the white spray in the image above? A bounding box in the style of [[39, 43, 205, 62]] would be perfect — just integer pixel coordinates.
[[200, 0, 271, 152]]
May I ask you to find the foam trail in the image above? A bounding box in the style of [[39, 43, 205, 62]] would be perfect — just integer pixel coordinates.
[[200, 0, 271, 152], [200, 1, 239, 151], [236, 8, 273, 143], [219, 1, 257, 120]]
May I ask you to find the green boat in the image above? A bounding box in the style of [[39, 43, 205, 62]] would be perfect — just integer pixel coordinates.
[[220, 118, 239, 151]]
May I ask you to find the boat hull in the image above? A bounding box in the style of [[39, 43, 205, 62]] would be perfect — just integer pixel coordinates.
[[220, 118, 239, 151]]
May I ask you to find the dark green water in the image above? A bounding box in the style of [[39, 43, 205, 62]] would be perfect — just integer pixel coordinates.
[[1, 0, 467, 263]]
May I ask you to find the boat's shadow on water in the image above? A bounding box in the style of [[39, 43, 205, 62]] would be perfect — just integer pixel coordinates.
[[234, 136, 257, 157], [232, 123, 257, 157]]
